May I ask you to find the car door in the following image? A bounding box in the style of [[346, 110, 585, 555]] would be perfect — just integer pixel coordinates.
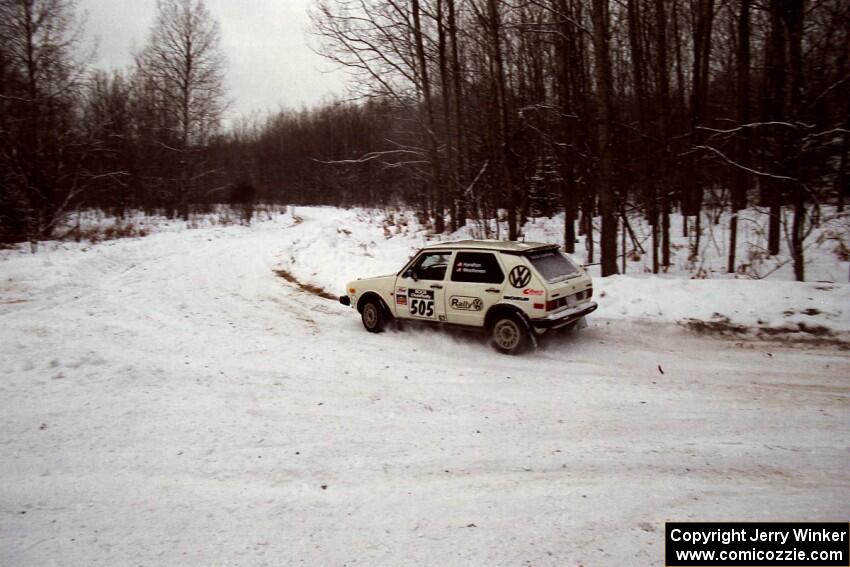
[[444, 251, 506, 327], [394, 250, 452, 323]]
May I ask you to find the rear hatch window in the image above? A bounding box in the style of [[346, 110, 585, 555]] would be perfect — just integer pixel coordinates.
[[528, 250, 579, 284]]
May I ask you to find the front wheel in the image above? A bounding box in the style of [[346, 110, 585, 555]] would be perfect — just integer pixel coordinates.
[[361, 299, 386, 333], [491, 315, 530, 355]]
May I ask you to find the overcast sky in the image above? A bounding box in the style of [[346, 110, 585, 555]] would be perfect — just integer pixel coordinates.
[[80, 0, 350, 121]]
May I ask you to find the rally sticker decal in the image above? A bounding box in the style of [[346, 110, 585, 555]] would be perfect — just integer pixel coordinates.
[[408, 289, 435, 318], [450, 296, 483, 311], [396, 287, 408, 305], [508, 265, 531, 288]]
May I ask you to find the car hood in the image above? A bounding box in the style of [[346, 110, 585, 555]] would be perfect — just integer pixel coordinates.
[[357, 273, 395, 283], [347, 273, 396, 289]]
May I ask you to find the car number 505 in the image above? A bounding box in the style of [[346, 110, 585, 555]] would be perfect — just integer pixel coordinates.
[[410, 298, 435, 318]]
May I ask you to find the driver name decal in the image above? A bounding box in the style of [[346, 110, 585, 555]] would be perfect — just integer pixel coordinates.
[[455, 261, 487, 275]]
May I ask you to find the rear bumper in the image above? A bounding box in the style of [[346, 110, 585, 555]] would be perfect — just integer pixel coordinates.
[[531, 301, 597, 330], [339, 295, 351, 306]]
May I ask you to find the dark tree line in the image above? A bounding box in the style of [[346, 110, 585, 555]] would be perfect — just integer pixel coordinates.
[[0, 0, 89, 243], [302, 0, 847, 280], [2, 0, 848, 281], [221, 100, 415, 206], [0, 0, 226, 245]]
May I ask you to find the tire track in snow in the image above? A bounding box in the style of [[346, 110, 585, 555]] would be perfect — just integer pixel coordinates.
[[272, 269, 336, 301]]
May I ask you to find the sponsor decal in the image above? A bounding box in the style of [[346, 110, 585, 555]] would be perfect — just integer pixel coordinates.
[[508, 265, 531, 288], [395, 287, 409, 305], [408, 288, 434, 300], [522, 288, 544, 296], [503, 295, 529, 302], [450, 296, 483, 311]]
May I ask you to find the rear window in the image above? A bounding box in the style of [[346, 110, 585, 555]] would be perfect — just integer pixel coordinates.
[[528, 251, 579, 283]]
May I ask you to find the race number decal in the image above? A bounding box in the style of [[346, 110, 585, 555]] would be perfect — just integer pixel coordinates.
[[408, 289, 435, 319]]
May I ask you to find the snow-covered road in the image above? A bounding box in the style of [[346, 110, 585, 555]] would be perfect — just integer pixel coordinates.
[[1, 210, 848, 566]]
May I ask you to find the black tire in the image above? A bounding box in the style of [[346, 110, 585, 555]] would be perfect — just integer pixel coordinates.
[[361, 299, 386, 333], [490, 314, 530, 355]]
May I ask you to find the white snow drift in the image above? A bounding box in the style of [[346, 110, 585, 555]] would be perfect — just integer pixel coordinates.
[[1, 207, 848, 567]]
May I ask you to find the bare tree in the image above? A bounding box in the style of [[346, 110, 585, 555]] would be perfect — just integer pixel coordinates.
[[685, 0, 715, 257], [627, 0, 654, 271], [728, 0, 751, 274], [411, 0, 446, 232], [653, 0, 672, 269], [761, 0, 786, 256], [463, 0, 519, 240], [0, 0, 90, 243], [135, 0, 226, 219], [590, 0, 618, 276], [84, 70, 135, 218]]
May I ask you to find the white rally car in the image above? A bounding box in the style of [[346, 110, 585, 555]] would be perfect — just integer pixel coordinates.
[[339, 240, 597, 354]]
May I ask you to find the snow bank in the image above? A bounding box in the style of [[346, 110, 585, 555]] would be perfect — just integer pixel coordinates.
[[510, 207, 849, 283], [596, 276, 849, 333], [275, 207, 850, 338]]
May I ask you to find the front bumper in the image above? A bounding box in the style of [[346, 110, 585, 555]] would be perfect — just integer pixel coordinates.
[[531, 301, 597, 330]]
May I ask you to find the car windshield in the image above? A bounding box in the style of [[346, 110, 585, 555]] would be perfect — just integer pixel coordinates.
[[528, 250, 579, 283]]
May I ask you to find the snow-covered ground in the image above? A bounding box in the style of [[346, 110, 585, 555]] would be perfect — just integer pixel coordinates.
[[1, 207, 848, 566]]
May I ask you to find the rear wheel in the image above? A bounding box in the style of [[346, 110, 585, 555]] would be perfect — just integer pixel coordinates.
[[491, 314, 530, 355], [361, 299, 386, 333]]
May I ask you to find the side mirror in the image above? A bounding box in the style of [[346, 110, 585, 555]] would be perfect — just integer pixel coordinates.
[[403, 269, 418, 281]]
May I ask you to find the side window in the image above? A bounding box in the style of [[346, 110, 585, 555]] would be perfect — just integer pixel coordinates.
[[411, 251, 452, 281], [451, 252, 505, 284]]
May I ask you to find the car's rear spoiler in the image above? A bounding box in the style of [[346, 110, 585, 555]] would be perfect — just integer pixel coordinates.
[[500, 244, 561, 256]]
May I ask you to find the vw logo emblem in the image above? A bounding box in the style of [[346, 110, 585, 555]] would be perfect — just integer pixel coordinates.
[[508, 265, 531, 288]]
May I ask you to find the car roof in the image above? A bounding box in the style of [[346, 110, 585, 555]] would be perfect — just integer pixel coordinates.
[[422, 239, 558, 254]]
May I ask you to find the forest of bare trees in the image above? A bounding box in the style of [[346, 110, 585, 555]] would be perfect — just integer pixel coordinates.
[[1, 0, 848, 281], [0, 0, 228, 241]]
